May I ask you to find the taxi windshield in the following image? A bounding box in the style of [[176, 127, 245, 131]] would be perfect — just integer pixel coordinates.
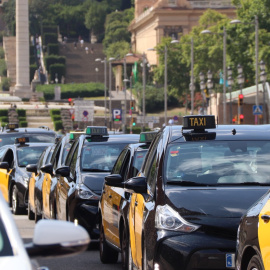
[[165, 141, 270, 186], [81, 144, 127, 172], [131, 150, 148, 177], [0, 133, 55, 147], [17, 146, 48, 167]]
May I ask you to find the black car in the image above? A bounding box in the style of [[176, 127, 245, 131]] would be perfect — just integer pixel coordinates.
[[55, 126, 139, 239], [0, 137, 53, 214], [27, 144, 55, 221], [99, 131, 157, 268], [0, 124, 56, 147], [236, 190, 270, 270], [126, 115, 270, 270]]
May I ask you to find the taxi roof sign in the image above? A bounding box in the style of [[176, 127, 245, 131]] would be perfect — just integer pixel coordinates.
[[15, 137, 29, 145], [85, 126, 108, 136], [182, 115, 216, 130], [7, 123, 19, 130], [69, 131, 84, 141], [139, 131, 157, 143]]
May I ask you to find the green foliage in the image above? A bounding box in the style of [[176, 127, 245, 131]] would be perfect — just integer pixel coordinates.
[[0, 116, 8, 123], [2, 0, 16, 36], [54, 120, 63, 131], [30, 45, 35, 56], [1, 122, 8, 128], [0, 110, 8, 117], [52, 115, 61, 121], [43, 33, 58, 46], [19, 121, 28, 128], [0, 31, 3, 43], [126, 126, 151, 134], [42, 25, 58, 35], [30, 56, 36, 65], [18, 117, 27, 122], [47, 43, 59, 55], [0, 47, 5, 59], [105, 41, 130, 59], [0, 78, 11, 91], [0, 60, 7, 76], [50, 109, 61, 116], [44, 55, 66, 72], [49, 64, 66, 82], [37, 82, 105, 100], [16, 109, 26, 117]]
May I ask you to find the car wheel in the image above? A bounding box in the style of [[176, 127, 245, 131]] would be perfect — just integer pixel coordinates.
[[99, 223, 118, 263], [34, 206, 42, 223], [247, 255, 264, 270], [27, 194, 35, 220], [11, 185, 23, 215], [121, 227, 129, 270]]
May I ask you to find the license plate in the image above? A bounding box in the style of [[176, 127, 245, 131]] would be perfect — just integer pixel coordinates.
[[226, 254, 235, 268]]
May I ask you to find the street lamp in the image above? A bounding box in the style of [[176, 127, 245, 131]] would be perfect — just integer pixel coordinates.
[[142, 52, 147, 131], [227, 66, 233, 123], [55, 73, 58, 84], [207, 70, 213, 115], [260, 60, 267, 124], [201, 27, 227, 124], [123, 77, 133, 133], [95, 57, 107, 126], [108, 57, 115, 130], [199, 72, 206, 114], [95, 67, 99, 82]]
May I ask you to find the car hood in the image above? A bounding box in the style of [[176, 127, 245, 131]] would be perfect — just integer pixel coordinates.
[[81, 172, 109, 195], [165, 186, 268, 232]]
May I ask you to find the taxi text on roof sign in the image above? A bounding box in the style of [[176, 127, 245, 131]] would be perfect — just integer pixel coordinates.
[[86, 126, 108, 136], [183, 115, 216, 130], [7, 123, 19, 130], [15, 137, 29, 144], [139, 131, 157, 143]]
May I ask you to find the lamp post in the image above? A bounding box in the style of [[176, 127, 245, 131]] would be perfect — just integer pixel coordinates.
[[95, 57, 107, 126], [142, 52, 147, 131], [207, 70, 213, 115], [95, 67, 99, 82], [109, 57, 115, 130], [199, 72, 206, 114], [201, 28, 227, 123], [237, 64, 245, 123], [227, 66, 233, 124], [260, 60, 267, 124], [55, 73, 58, 84]]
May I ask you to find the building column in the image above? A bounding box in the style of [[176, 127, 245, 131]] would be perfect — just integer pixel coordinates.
[[14, 0, 31, 97]]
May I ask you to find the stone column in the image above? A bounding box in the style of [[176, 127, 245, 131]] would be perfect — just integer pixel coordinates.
[[14, 0, 31, 98]]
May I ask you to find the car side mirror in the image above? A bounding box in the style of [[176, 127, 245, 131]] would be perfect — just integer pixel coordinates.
[[125, 176, 147, 194], [40, 163, 53, 176], [105, 174, 124, 187], [26, 164, 37, 175], [55, 166, 70, 178], [25, 220, 90, 258], [0, 162, 9, 170]]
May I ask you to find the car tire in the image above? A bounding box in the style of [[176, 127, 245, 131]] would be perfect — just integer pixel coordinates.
[[27, 194, 35, 220], [99, 223, 118, 263], [121, 227, 129, 270], [34, 207, 42, 223], [247, 255, 264, 270], [11, 185, 23, 215]]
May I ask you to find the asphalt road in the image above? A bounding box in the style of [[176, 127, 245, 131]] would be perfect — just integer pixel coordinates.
[[14, 214, 122, 270]]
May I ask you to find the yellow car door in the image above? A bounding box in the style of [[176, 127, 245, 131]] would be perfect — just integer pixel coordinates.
[[258, 199, 270, 269], [129, 193, 137, 265], [43, 173, 52, 218], [28, 172, 36, 209], [0, 168, 10, 202]]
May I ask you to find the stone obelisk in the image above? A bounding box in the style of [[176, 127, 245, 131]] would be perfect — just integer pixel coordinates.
[[13, 0, 31, 98]]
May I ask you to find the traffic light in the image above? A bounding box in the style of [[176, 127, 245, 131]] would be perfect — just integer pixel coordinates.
[[238, 94, 244, 106], [132, 118, 136, 126], [240, 114, 244, 124], [68, 98, 73, 106], [232, 118, 236, 124], [131, 101, 134, 111]]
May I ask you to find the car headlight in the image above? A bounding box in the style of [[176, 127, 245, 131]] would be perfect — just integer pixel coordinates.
[[155, 204, 200, 232], [76, 183, 100, 200]]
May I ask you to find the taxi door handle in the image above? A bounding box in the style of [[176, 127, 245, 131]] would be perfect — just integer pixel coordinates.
[[109, 195, 112, 199], [135, 201, 138, 206], [261, 215, 270, 222]]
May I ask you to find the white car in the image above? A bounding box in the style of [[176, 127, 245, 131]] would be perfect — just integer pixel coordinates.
[[0, 191, 90, 269]]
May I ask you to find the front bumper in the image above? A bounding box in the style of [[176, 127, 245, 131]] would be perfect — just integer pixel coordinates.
[[155, 232, 236, 270], [71, 199, 100, 239]]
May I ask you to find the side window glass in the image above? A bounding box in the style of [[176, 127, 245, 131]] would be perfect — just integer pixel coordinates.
[[3, 149, 14, 168], [70, 144, 79, 177], [0, 148, 7, 161], [65, 141, 79, 166], [50, 142, 61, 166], [37, 150, 46, 170], [122, 151, 131, 180], [111, 149, 128, 175]]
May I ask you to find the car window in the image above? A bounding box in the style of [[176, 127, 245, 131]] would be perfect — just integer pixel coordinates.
[[65, 140, 79, 166], [81, 143, 127, 173], [0, 216, 13, 256], [37, 149, 47, 170], [131, 150, 148, 178], [17, 146, 47, 167], [111, 149, 128, 175], [61, 142, 71, 165], [3, 149, 14, 168], [70, 144, 79, 178], [164, 141, 270, 185]]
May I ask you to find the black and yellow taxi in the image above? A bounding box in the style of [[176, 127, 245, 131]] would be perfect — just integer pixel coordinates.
[[125, 115, 270, 270], [54, 126, 139, 239], [27, 144, 55, 221], [0, 124, 56, 147], [0, 137, 52, 214], [99, 131, 157, 268], [236, 189, 270, 270]]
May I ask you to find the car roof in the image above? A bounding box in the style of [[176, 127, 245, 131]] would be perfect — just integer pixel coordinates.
[[81, 134, 140, 144], [0, 127, 56, 134], [1, 142, 53, 150], [169, 124, 270, 142]]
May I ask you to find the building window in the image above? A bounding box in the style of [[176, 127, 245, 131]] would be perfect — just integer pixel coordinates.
[[168, 0, 177, 6]]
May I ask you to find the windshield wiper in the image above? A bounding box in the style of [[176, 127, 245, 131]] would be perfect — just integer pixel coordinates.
[[82, 168, 110, 172], [166, 180, 209, 186], [220, 182, 270, 186]]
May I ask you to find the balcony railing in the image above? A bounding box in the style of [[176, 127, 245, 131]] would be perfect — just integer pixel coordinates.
[[188, 0, 234, 9]]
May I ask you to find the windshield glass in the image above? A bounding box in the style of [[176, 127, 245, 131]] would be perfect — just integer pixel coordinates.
[[131, 150, 148, 177], [17, 146, 48, 167], [165, 141, 270, 185], [81, 144, 127, 172], [0, 133, 55, 147]]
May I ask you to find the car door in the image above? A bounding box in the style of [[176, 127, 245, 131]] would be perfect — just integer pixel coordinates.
[[0, 147, 9, 201], [103, 148, 129, 247], [258, 198, 270, 269]]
